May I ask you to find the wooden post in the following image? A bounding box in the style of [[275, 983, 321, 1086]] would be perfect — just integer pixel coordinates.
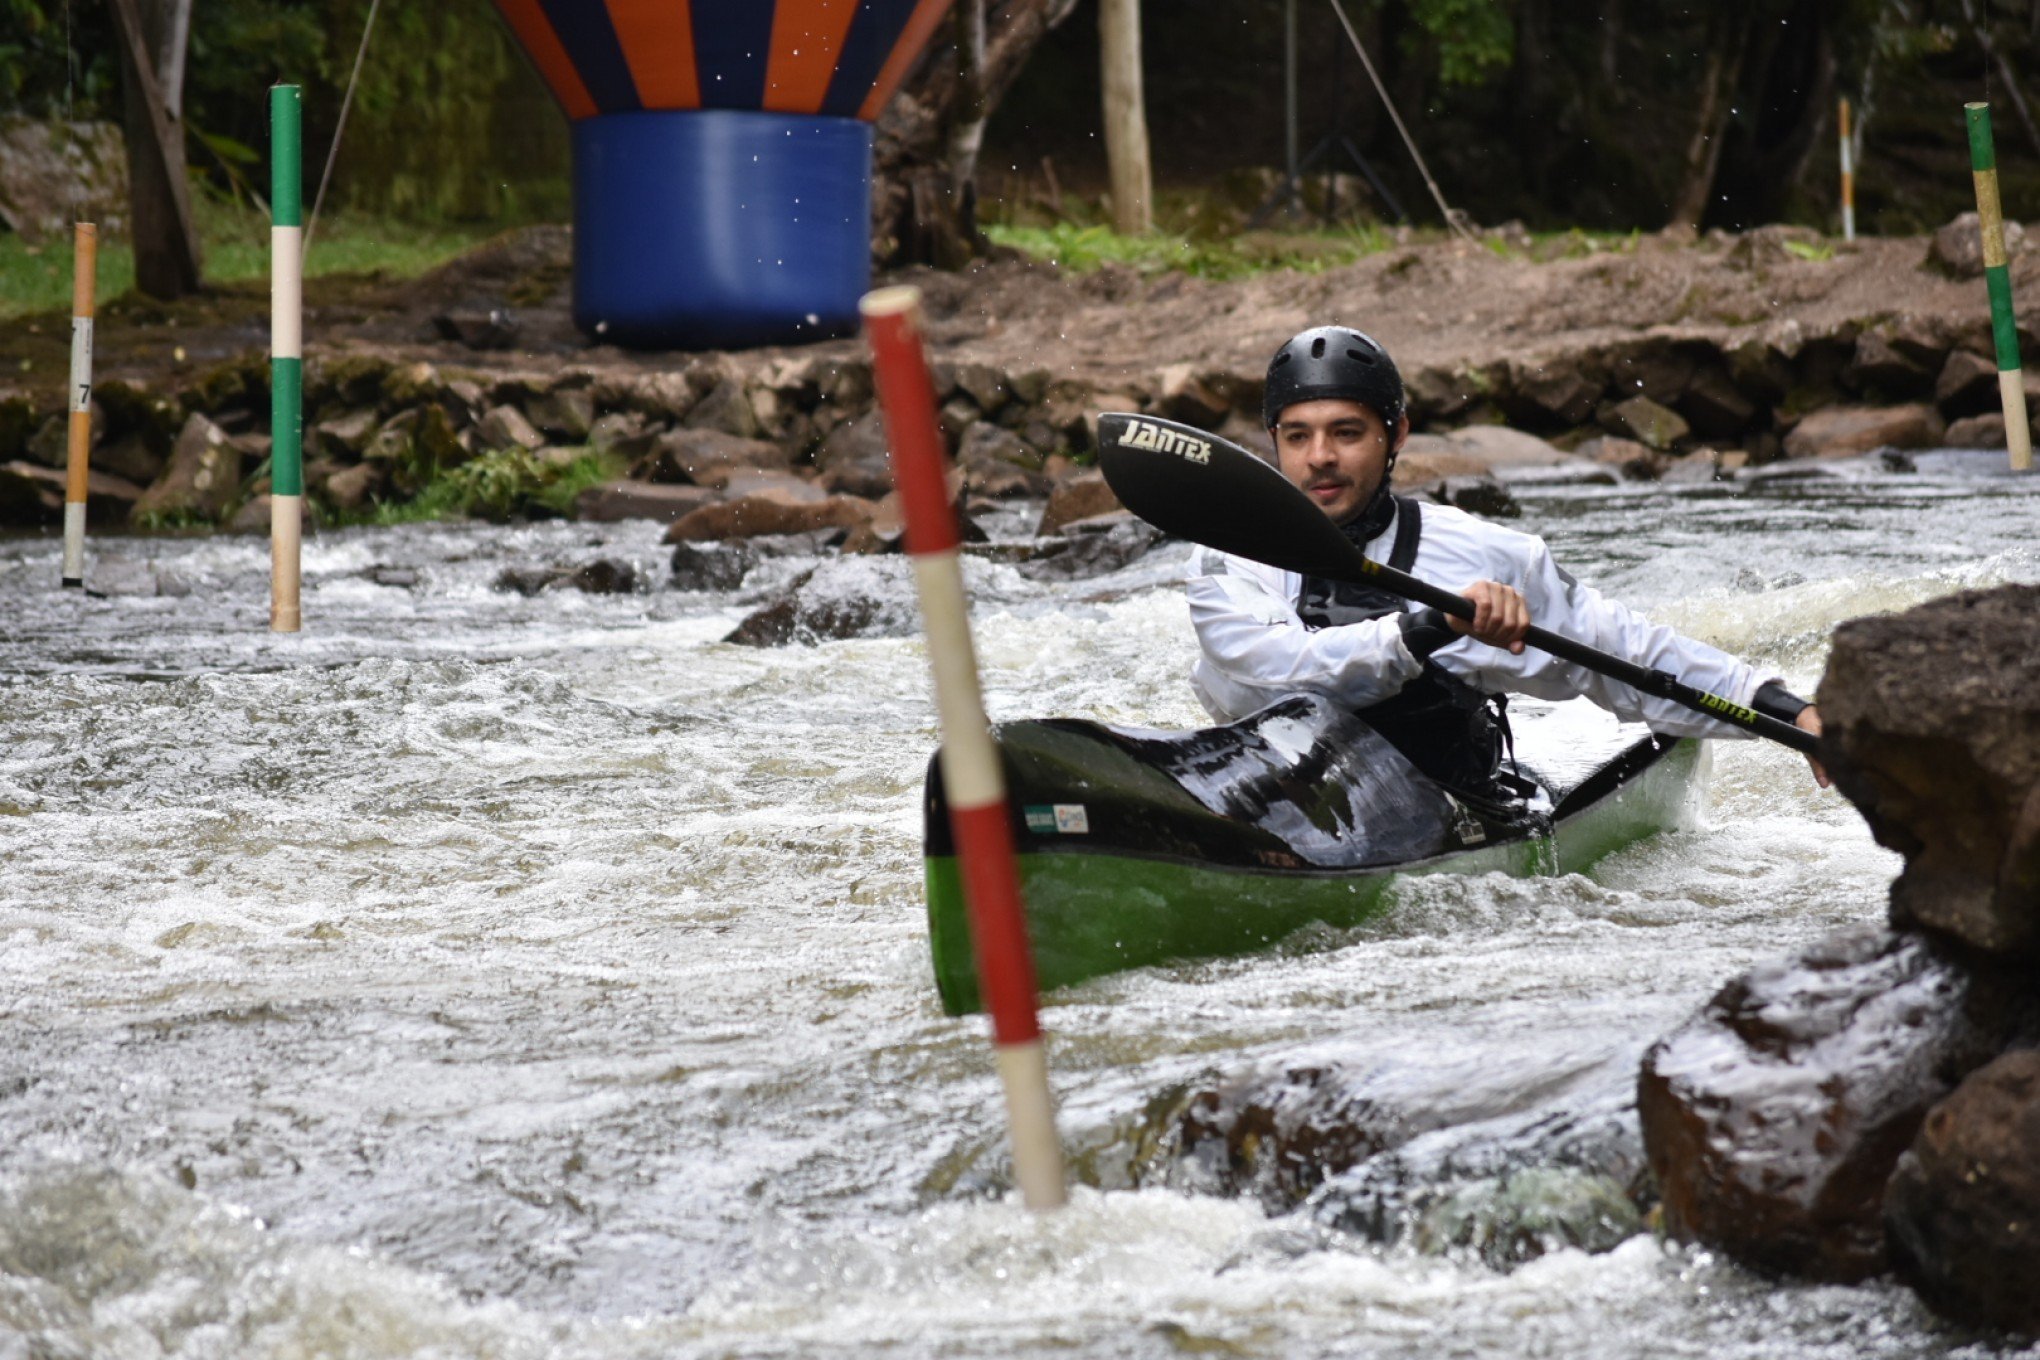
[[1838, 97, 1856, 242], [271, 85, 305, 631], [1966, 102, 2033, 472], [62, 224, 98, 589], [861, 285, 1067, 1213], [1099, 0, 1152, 235]]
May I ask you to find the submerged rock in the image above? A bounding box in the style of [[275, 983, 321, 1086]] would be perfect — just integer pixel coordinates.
[[1886, 1049, 2040, 1335], [1820, 585, 2040, 956], [1021, 511, 1162, 580], [1638, 925, 2027, 1281], [723, 557, 920, 646], [493, 558, 642, 596]]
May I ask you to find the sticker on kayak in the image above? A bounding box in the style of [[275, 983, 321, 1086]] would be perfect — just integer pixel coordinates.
[[1024, 804, 1090, 834]]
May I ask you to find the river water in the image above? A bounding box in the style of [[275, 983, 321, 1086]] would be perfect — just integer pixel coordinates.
[[2, 450, 2036, 1360]]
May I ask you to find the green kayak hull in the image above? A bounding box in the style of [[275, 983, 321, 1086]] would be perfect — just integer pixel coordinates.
[[925, 713, 1702, 1016]]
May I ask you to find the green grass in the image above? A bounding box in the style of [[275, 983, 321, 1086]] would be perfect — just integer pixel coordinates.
[[985, 221, 1399, 280], [353, 446, 626, 526], [0, 198, 494, 320]]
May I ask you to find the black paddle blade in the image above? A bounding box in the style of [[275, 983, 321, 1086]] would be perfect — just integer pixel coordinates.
[[1096, 413, 1369, 581]]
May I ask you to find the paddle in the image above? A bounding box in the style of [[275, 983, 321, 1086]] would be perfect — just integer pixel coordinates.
[[1094, 412, 1820, 757]]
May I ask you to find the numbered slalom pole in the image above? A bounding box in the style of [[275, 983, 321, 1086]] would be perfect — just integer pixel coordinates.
[[271, 83, 305, 631], [861, 285, 1066, 1213], [1966, 102, 2033, 472], [62, 222, 98, 588], [1838, 97, 1856, 243]]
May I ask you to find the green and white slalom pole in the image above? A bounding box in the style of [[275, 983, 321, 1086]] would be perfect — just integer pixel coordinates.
[[1966, 101, 2032, 473], [62, 222, 98, 588], [862, 285, 1066, 1213], [271, 83, 305, 630]]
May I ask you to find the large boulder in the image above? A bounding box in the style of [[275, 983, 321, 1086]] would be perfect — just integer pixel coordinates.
[[1782, 404, 1944, 460], [1035, 470, 1122, 535], [633, 427, 789, 486], [1638, 925, 2025, 1281], [1819, 585, 2040, 956], [723, 557, 920, 646], [1885, 1049, 2040, 1335], [814, 411, 896, 498], [572, 481, 719, 524], [663, 492, 875, 544], [133, 413, 241, 523], [1929, 211, 2024, 279]]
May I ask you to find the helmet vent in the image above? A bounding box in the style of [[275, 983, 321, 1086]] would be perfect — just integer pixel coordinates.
[[1348, 348, 1374, 365], [1272, 352, 1292, 369], [1310, 337, 1327, 359]]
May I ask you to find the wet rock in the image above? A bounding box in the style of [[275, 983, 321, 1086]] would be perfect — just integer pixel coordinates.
[[1023, 511, 1163, 579], [1169, 1063, 1429, 1210], [1819, 585, 2040, 955], [94, 429, 166, 486], [135, 413, 241, 523], [1935, 350, 2003, 417], [724, 558, 920, 646], [492, 558, 641, 596], [226, 495, 271, 534], [322, 461, 386, 511], [1508, 354, 1602, 426], [1393, 440, 1492, 485], [365, 565, 420, 589], [1602, 395, 1691, 450], [1577, 436, 1668, 481], [814, 411, 895, 498], [476, 404, 544, 453], [1438, 423, 1574, 469], [1783, 404, 1943, 460], [1944, 413, 2008, 448], [958, 423, 1049, 499], [633, 427, 789, 486], [1410, 1168, 1641, 1268], [433, 307, 519, 350], [663, 492, 876, 544], [951, 361, 1012, 415], [669, 540, 754, 592], [1929, 212, 2024, 279], [588, 411, 655, 462], [313, 408, 378, 458], [1678, 365, 1760, 438], [1638, 925, 2025, 1281], [0, 461, 142, 527], [26, 412, 73, 467], [683, 376, 762, 440], [524, 386, 594, 442], [1152, 364, 1231, 427], [1885, 1049, 2040, 1335], [1850, 333, 1937, 399], [573, 481, 719, 524], [716, 469, 823, 500], [1035, 470, 1122, 535], [1420, 475, 1522, 518]]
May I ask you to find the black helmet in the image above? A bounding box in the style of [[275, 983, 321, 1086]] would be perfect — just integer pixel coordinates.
[[1262, 326, 1405, 430]]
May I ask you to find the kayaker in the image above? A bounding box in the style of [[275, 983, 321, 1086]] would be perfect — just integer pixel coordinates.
[[1187, 324, 1827, 794]]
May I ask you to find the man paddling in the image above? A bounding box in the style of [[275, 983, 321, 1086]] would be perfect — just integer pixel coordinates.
[[1186, 325, 1827, 794]]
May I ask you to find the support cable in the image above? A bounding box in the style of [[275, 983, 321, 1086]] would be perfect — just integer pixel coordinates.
[[1324, 0, 1478, 242], [304, 0, 382, 260]]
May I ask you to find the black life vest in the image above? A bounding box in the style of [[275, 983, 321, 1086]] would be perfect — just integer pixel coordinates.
[[1295, 496, 1509, 794]]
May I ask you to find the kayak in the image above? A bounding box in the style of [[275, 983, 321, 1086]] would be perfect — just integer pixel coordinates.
[[923, 693, 1704, 1015]]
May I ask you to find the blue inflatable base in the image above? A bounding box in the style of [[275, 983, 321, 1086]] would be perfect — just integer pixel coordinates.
[[572, 110, 873, 351]]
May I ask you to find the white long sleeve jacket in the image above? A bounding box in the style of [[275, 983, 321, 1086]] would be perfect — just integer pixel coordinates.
[[1186, 499, 1774, 739]]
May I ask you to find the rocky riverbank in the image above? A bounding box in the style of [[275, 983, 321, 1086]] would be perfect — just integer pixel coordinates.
[[1639, 585, 2040, 1335], [3, 218, 2037, 566]]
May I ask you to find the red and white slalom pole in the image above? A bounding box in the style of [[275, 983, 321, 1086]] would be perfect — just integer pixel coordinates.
[[62, 222, 97, 588], [861, 285, 1066, 1213]]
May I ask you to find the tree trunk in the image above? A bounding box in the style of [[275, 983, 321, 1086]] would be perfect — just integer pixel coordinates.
[[1099, 0, 1152, 234], [1667, 18, 1747, 229], [872, 0, 1081, 268], [112, 0, 202, 299]]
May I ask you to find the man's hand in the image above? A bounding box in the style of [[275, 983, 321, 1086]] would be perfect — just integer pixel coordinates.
[[1449, 580, 1530, 654], [1797, 705, 1830, 789]]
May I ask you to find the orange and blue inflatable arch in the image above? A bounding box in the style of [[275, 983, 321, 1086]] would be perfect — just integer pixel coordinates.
[[492, 0, 954, 349]]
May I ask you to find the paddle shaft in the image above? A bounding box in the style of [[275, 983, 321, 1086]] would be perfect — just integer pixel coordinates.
[[1091, 412, 1819, 758], [1346, 553, 1818, 755]]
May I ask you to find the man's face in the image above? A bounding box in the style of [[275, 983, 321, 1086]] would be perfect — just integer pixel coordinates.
[[1273, 398, 1407, 525]]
